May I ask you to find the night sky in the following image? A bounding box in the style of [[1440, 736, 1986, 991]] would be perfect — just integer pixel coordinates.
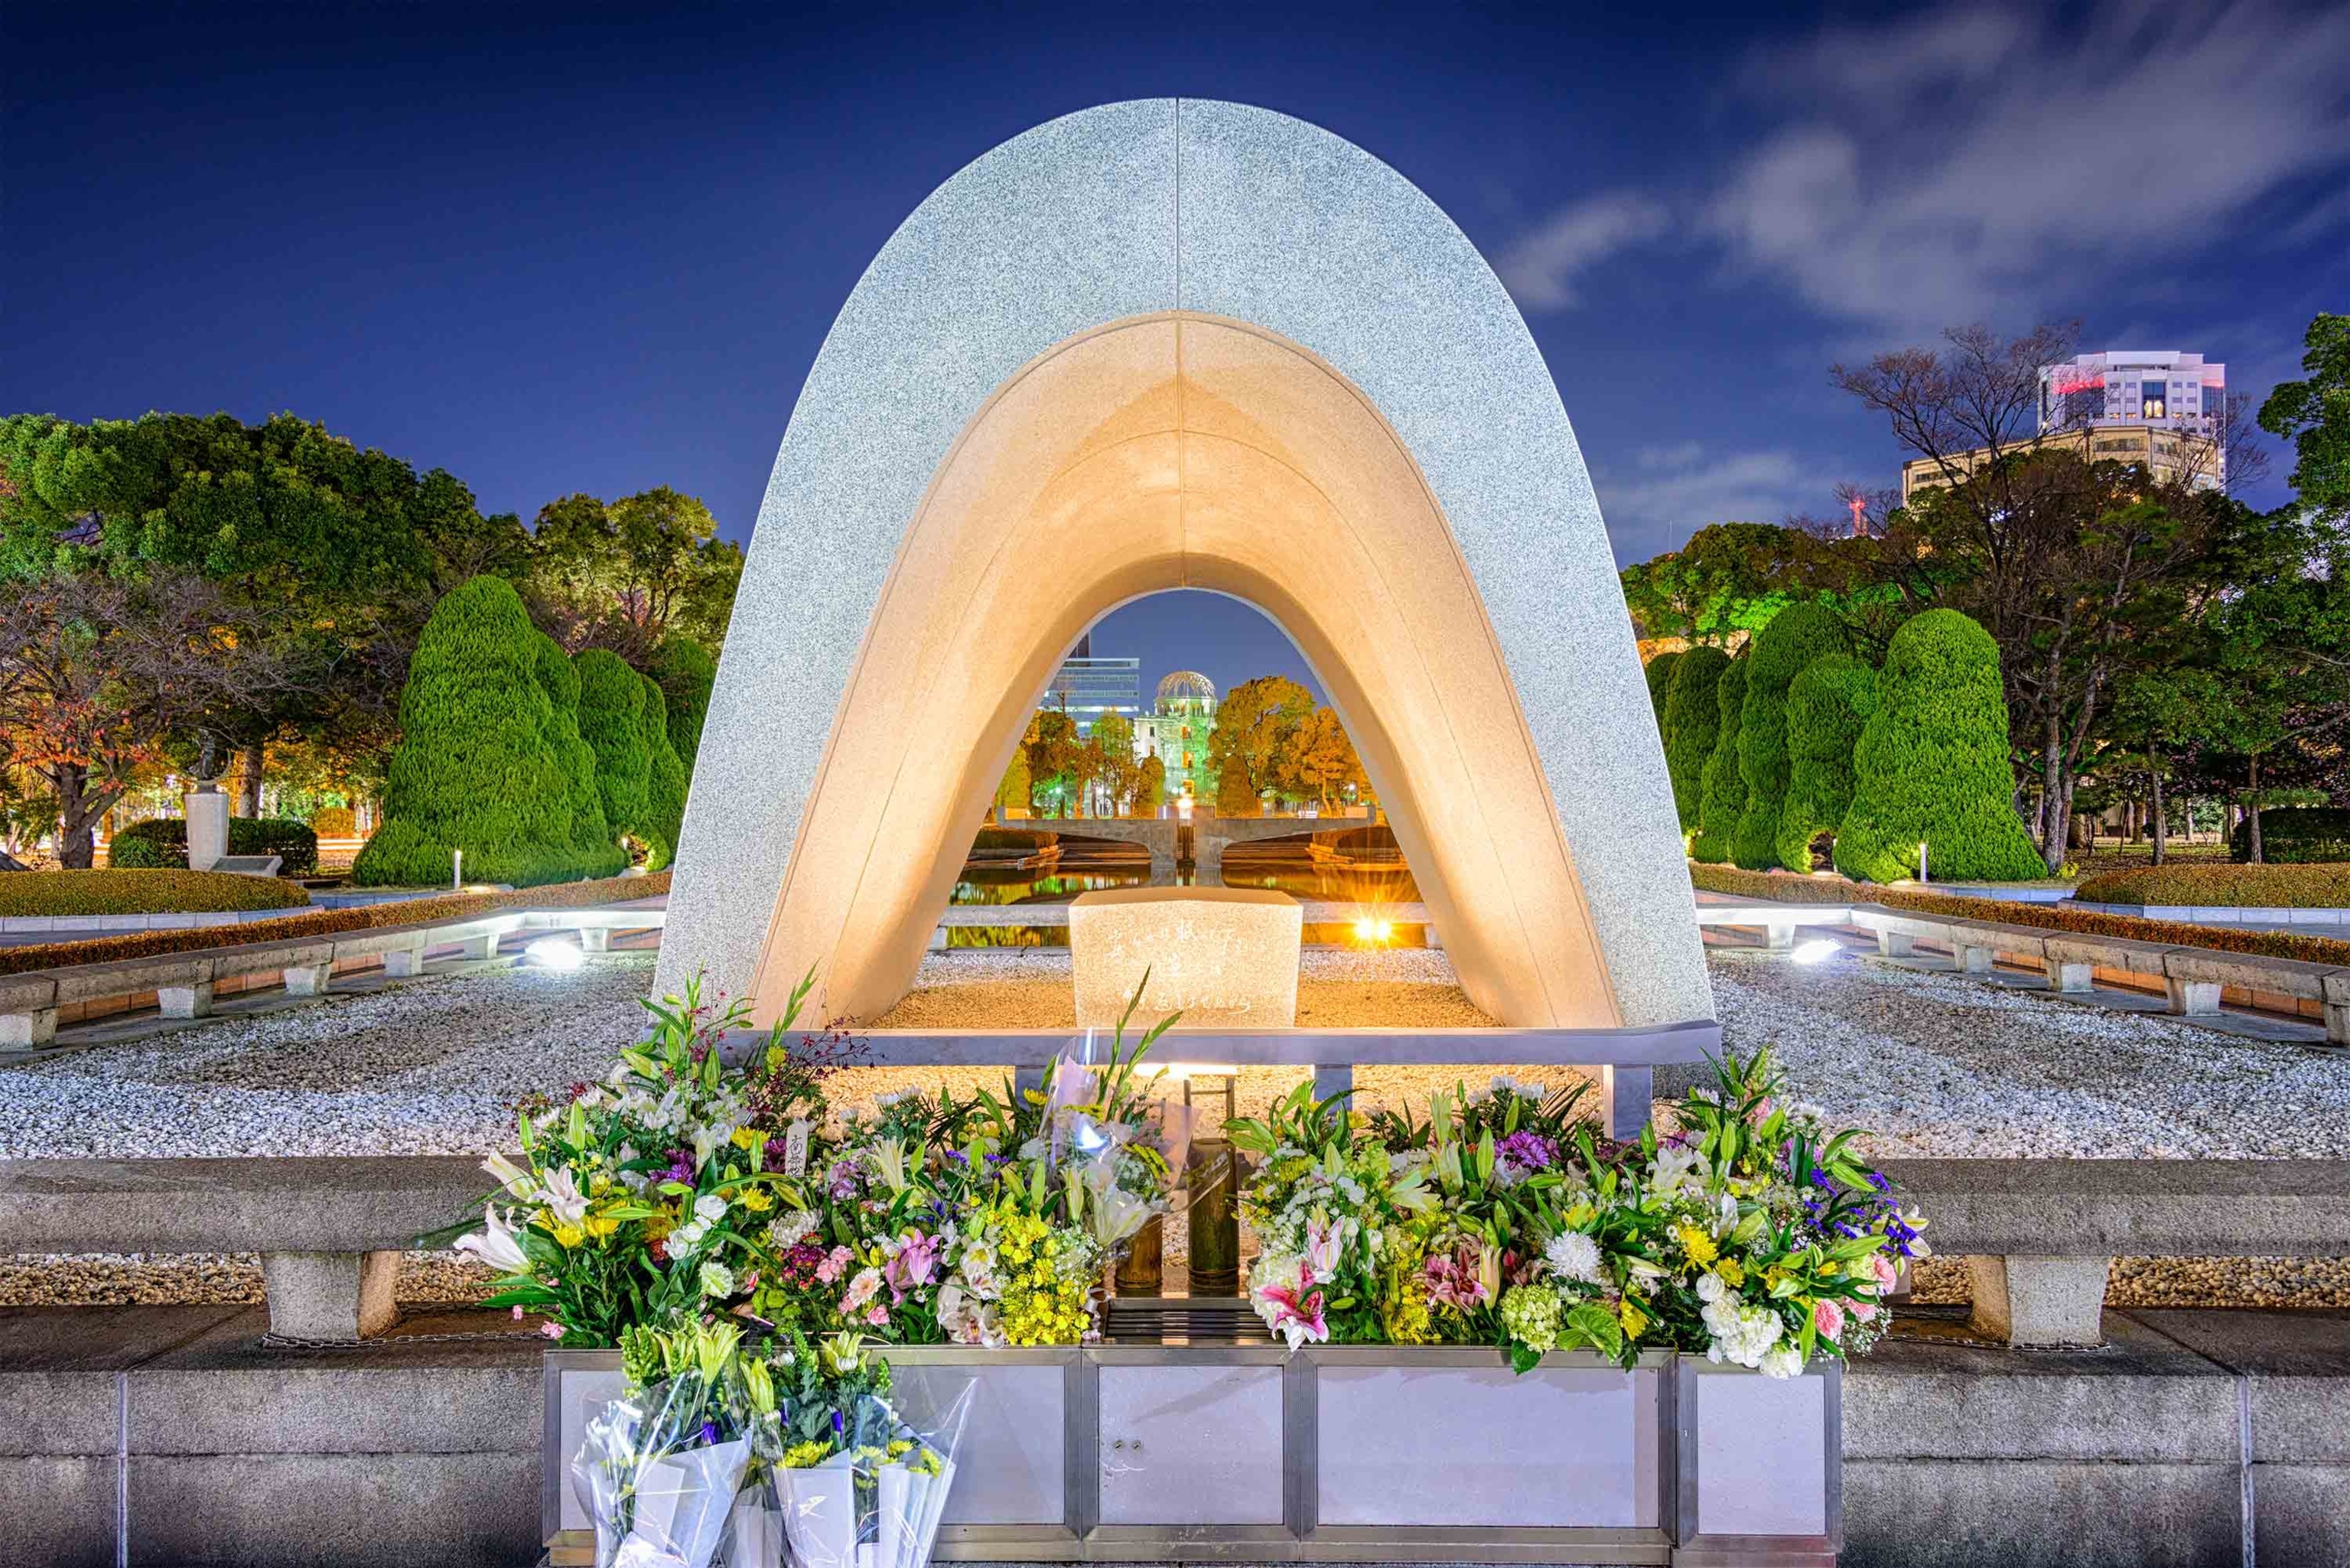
[[7, 2, 2345, 701]]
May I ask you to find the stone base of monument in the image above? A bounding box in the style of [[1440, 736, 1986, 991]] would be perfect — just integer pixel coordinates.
[[1068, 887, 1303, 1030], [543, 1346, 1840, 1565]]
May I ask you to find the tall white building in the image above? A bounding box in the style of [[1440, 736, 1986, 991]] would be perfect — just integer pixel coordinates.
[[2039, 350, 2226, 438]]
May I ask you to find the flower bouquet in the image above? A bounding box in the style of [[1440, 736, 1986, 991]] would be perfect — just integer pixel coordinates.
[[572, 1319, 783, 1568], [767, 1332, 972, 1568]]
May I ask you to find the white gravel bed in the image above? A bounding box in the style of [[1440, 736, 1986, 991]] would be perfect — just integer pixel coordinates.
[[1711, 948, 2350, 1160], [0, 955, 656, 1159]]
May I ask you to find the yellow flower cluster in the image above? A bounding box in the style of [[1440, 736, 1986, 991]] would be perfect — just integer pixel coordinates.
[[1675, 1225, 1717, 1268], [1379, 1258, 1437, 1345]]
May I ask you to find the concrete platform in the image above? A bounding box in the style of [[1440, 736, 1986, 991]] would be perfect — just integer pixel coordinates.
[[3, 1303, 2345, 1566]]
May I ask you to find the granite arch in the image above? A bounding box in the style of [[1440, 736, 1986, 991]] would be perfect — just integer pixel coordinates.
[[659, 100, 1710, 1032]]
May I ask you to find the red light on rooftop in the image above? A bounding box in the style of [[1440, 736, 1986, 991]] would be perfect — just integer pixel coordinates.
[[2052, 375, 2104, 396]]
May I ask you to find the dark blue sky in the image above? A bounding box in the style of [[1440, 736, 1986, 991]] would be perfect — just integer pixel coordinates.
[[6, 2, 2345, 701]]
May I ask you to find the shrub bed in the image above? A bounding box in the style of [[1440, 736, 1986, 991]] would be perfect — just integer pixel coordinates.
[[109, 817, 321, 877], [972, 828, 1060, 854], [2073, 864, 2350, 909], [0, 870, 669, 977], [0, 870, 312, 919], [2229, 808, 2350, 864], [1688, 862, 2350, 968]]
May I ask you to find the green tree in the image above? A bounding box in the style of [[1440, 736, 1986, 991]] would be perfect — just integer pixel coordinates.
[[1643, 651, 1681, 750], [994, 746, 1033, 816], [1662, 646, 1730, 831], [2259, 313, 2348, 533], [576, 649, 650, 850], [636, 673, 688, 870], [1776, 654, 1877, 870], [1023, 710, 1082, 816], [1136, 753, 1167, 815], [1285, 707, 1369, 809], [533, 632, 625, 880], [1733, 603, 1849, 868], [649, 637, 717, 782], [1618, 523, 1808, 644], [1691, 659, 1748, 864], [351, 576, 575, 886], [1207, 675, 1316, 814], [527, 487, 744, 662], [1834, 610, 2043, 883], [1086, 714, 1139, 815]]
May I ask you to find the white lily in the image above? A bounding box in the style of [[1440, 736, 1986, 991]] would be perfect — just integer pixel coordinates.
[[541, 1167, 590, 1226], [453, 1205, 530, 1273], [480, 1151, 536, 1201]]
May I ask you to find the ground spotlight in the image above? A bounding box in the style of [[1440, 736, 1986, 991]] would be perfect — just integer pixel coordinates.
[[526, 938, 587, 973], [1352, 917, 1395, 945], [1792, 938, 1841, 966]]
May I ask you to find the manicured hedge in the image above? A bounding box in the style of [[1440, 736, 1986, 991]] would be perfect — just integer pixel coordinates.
[[1834, 610, 2045, 883], [637, 672, 688, 872], [1777, 653, 1877, 872], [2228, 808, 2350, 865], [1688, 862, 2350, 968], [353, 576, 580, 887], [1691, 659, 1748, 864], [0, 870, 311, 918], [577, 649, 650, 851], [972, 828, 1059, 854], [310, 807, 357, 838], [2073, 863, 2350, 909], [536, 633, 630, 882], [109, 817, 321, 877], [1663, 646, 1730, 831], [1643, 651, 1681, 746], [652, 638, 717, 781], [1734, 604, 1847, 870], [0, 870, 669, 976]]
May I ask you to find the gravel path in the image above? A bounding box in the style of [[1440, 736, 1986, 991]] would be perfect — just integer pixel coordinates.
[[0, 956, 654, 1158], [1709, 948, 2350, 1160]]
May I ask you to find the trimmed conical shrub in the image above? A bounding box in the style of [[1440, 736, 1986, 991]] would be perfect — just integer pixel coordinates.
[[535, 633, 628, 880], [1644, 651, 1682, 750], [1776, 653, 1877, 871], [1663, 646, 1730, 831], [1733, 604, 1849, 868], [1835, 610, 2045, 883], [650, 638, 716, 783], [1691, 658, 1749, 864], [352, 576, 578, 886], [576, 649, 650, 854], [637, 672, 688, 872]]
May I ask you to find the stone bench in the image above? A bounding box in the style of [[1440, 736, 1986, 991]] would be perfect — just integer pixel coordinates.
[[0, 1156, 488, 1339], [1880, 1157, 2350, 1347], [1691, 901, 1854, 949]]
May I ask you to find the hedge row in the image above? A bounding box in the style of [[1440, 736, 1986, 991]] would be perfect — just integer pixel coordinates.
[[0, 870, 669, 977], [1691, 661, 1748, 862], [0, 870, 312, 919], [2072, 863, 2350, 909], [1733, 603, 1847, 870], [110, 817, 321, 877], [1688, 863, 2350, 968], [2228, 808, 2350, 865]]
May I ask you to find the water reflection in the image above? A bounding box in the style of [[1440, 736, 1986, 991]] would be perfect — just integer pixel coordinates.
[[948, 843, 1422, 906]]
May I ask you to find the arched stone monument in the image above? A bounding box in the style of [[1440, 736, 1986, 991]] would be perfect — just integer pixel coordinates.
[[659, 99, 1710, 1034]]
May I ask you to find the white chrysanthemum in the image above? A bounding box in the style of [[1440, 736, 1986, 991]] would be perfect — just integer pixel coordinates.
[[1544, 1230, 1604, 1286], [1694, 1271, 1726, 1304], [698, 1261, 736, 1298], [1759, 1344, 1805, 1380]]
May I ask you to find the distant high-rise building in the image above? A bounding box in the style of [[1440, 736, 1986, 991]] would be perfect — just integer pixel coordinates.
[[1045, 633, 1141, 734], [1133, 671, 1216, 805], [1901, 348, 2228, 505]]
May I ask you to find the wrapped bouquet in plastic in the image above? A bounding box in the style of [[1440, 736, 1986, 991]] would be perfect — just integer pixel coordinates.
[[772, 1335, 972, 1568], [573, 1320, 783, 1568]]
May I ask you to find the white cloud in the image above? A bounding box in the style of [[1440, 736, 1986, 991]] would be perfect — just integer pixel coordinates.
[[1707, 2, 2350, 333], [1495, 192, 1671, 311], [1594, 446, 1813, 561]]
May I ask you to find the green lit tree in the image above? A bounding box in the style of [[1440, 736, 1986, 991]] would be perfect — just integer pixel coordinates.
[[1776, 654, 1876, 870], [1733, 603, 1849, 868], [637, 673, 688, 870], [1834, 610, 2044, 883], [576, 649, 650, 854], [1662, 646, 1730, 832], [1691, 659, 1748, 864]]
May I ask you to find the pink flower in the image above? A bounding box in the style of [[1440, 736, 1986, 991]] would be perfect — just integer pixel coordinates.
[[1422, 1245, 1488, 1311], [815, 1245, 852, 1285], [1813, 1299, 1846, 1341], [1850, 1300, 1879, 1322], [1258, 1282, 1328, 1349], [886, 1230, 940, 1294], [541, 1321, 566, 1340], [511, 1306, 526, 1320], [1872, 1254, 1900, 1291], [865, 1303, 890, 1327]]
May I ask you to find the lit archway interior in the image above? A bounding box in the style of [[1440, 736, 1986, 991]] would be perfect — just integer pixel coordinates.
[[751, 313, 1620, 1027]]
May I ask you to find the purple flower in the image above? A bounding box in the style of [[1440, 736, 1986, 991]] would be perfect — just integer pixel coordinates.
[[1496, 1130, 1557, 1176]]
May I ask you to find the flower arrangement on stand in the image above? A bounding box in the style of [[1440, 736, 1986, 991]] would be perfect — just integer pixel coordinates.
[[1229, 1047, 1929, 1374]]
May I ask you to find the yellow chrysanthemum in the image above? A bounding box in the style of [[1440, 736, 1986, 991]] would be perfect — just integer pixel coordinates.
[[553, 1223, 585, 1249], [1716, 1257, 1746, 1287], [1618, 1296, 1649, 1338], [1676, 1225, 1718, 1267], [738, 1187, 773, 1213], [731, 1127, 764, 1151]]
